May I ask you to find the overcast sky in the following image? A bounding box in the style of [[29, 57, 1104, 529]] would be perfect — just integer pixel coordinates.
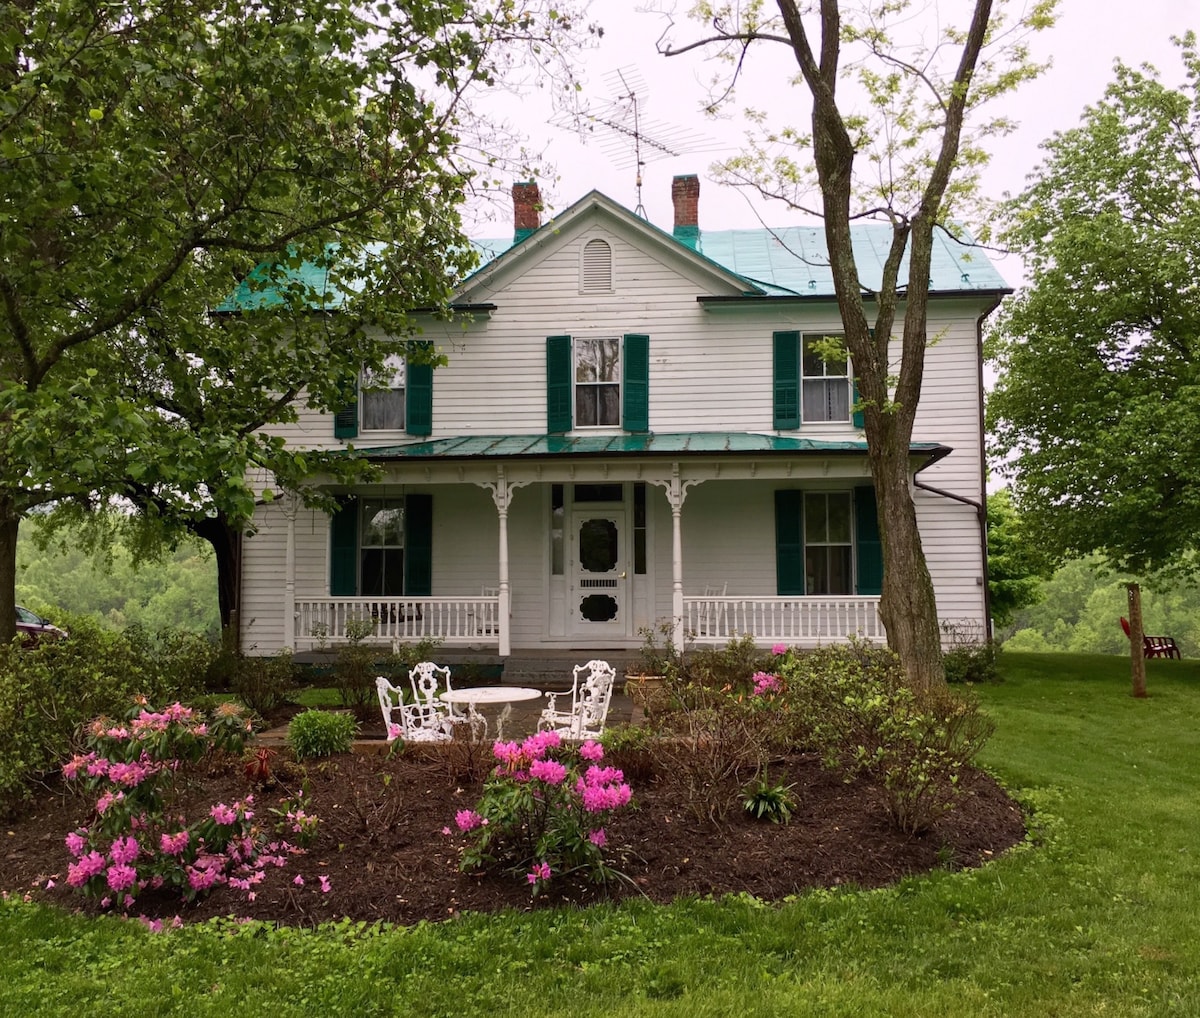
[[469, 0, 1195, 287]]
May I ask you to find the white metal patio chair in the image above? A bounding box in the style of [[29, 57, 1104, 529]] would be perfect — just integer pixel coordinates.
[[537, 659, 616, 742], [375, 675, 452, 744], [411, 661, 486, 739]]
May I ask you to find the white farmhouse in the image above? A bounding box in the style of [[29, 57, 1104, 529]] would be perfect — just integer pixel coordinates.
[[239, 177, 1007, 658]]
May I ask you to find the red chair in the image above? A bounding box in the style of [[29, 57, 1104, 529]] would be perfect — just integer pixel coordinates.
[[1121, 617, 1182, 659]]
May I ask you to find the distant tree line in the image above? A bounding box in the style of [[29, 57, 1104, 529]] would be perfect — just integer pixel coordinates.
[[15, 522, 218, 637]]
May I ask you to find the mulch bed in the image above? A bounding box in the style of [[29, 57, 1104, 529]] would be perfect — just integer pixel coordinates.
[[0, 740, 1026, 927]]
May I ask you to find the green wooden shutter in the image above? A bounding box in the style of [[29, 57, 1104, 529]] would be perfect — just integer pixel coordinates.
[[854, 485, 883, 595], [773, 331, 800, 430], [622, 333, 649, 433], [775, 489, 805, 596], [403, 493, 433, 596], [333, 377, 358, 439], [852, 378, 864, 428], [406, 342, 433, 436], [329, 496, 359, 595], [546, 335, 572, 433]]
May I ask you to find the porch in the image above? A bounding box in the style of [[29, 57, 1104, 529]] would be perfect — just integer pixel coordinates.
[[290, 594, 885, 651]]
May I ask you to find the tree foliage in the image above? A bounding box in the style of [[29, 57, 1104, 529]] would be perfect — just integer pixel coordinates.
[[658, 0, 1057, 687], [985, 489, 1045, 629], [0, 0, 597, 640], [987, 33, 1200, 577]]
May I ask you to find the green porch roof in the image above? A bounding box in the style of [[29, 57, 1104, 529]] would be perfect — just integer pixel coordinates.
[[345, 432, 949, 461]]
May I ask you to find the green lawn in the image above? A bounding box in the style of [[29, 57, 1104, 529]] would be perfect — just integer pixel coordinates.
[[4, 652, 1200, 1017]]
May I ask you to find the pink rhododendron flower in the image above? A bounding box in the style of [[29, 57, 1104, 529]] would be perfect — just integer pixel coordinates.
[[525, 861, 552, 885], [529, 758, 568, 785], [752, 671, 782, 696], [588, 828, 607, 848], [578, 740, 604, 762], [210, 803, 237, 825], [319, 875, 331, 894], [95, 790, 124, 814], [106, 863, 137, 893], [65, 831, 87, 858], [455, 809, 485, 832], [772, 643, 788, 655], [109, 835, 139, 866], [159, 830, 190, 856], [293, 875, 305, 887]]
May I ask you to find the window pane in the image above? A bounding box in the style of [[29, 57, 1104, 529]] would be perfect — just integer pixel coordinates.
[[827, 493, 852, 543], [805, 492, 828, 542], [805, 547, 828, 595], [362, 501, 404, 547], [576, 388, 598, 427], [829, 546, 853, 595], [362, 389, 406, 430], [361, 549, 404, 596], [598, 384, 620, 426], [576, 341, 599, 383], [803, 335, 846, 378], [574, 484, 622, 502]]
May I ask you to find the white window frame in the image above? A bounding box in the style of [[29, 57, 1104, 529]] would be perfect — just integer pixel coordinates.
[[574, 336, 621, 428], [360, 353, 406, 432], [801, 333, 851, 423]]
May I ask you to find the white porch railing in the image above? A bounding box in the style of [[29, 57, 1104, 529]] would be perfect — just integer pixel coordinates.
[[683, 596, 885, 646], [293, 597, 500, 649]]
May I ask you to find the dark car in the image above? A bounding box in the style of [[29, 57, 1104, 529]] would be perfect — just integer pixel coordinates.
[[16, 605, 67, 647]]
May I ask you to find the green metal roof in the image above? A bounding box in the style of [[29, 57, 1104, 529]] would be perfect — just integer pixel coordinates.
[[345, 432, 949, 461]]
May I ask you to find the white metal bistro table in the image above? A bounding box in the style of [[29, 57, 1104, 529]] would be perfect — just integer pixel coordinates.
[[438, 686, 544, 739]]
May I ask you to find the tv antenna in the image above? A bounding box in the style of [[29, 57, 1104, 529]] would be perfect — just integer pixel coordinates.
[[553, 67, 719, 218]]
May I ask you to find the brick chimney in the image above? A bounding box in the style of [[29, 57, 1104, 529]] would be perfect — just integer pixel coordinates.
[[671, 174, 700, 249], [512, 181, 542, 244]]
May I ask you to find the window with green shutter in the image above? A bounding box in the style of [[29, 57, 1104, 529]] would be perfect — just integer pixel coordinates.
[[406, 342, 433, 437], [328, 494, 433, 596], [622, 333, 649, 432], [546, 335, 572, 433], [775, 489, 805, 595], [773, 331, 800, 430], [333, 379, 359, 439], [854, 485, 883, 595]]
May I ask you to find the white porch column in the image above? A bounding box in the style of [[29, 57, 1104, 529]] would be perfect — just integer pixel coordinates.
[[649, 463, 701, 650], [282, 493, 297, 652], [487, 467, 513, 657]]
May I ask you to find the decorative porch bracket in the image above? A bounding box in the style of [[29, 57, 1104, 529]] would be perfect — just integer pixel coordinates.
[[648, 462, 705, 650]]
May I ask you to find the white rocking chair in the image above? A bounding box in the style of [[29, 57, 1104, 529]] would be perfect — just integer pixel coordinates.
[[696, 581, 728, 637], [375, 675, 452, 744], [538, 659, 616, 742]]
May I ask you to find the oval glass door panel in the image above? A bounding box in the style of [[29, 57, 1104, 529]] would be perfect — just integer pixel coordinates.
[[579, 518, 618, 572], [579, 593, 619, 622]]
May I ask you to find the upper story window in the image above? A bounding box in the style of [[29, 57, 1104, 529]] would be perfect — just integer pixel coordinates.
[[773, 330, 858, 430], [581, 238, 613, 293], [801, 334, 850, 422], [361, 354, 406, 431], [575, 336, 620, 427]]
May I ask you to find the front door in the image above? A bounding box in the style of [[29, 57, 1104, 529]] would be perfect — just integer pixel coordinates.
[[569, 508, 627, 638]]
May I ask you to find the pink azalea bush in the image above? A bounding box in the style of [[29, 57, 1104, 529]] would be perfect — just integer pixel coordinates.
[[453, 731, 633, 894], [60, 698, 311, 910]]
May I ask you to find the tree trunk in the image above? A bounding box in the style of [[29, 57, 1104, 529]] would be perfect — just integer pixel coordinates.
[[193, 514, 242, 649], [871, 434, 943, 691], [1127, 582, 1147, 698], [0, 500, 17, 644]]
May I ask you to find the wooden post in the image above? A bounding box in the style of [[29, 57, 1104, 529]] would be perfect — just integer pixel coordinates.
[[1128, 582, 1147, 698]]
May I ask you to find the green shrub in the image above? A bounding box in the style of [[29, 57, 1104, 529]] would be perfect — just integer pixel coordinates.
[[287, 709, 357, 759], [233, 650, 297, 716], [600, 722, 657, 783], [684, 635, 773, 693], [780, 642, 994, 834], [742, 770, 796, 824], [0, 623, 202, 814], [332, 618, 380, 711], [943, 641, 1001, 684]]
